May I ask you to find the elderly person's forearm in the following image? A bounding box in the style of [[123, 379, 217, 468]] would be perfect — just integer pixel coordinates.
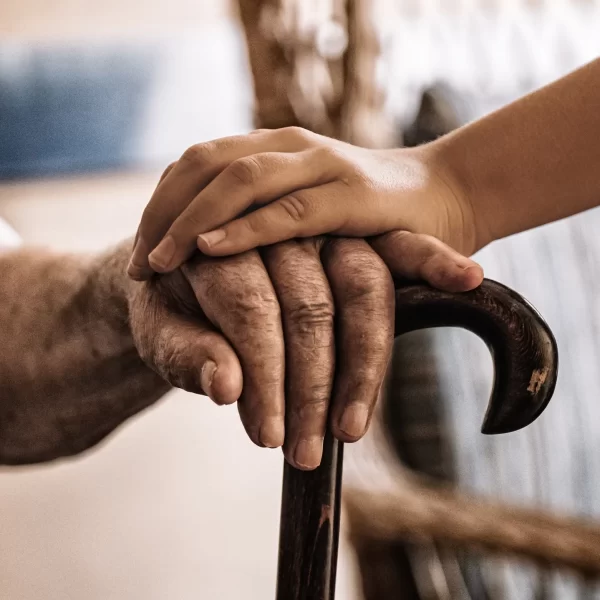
[[0, 241, 170, 464]]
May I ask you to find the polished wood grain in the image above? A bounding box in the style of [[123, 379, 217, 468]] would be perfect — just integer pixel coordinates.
[[393, 278, 558, 435], [276, 278, 558, 599], [276, 431, 343, 600]]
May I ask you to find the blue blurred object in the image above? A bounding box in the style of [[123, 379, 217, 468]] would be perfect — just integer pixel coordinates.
[[0, 27, 254, 180], [0, 43, 157, 178]]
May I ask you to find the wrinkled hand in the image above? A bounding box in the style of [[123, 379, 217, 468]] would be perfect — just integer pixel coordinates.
[[128, 127, 481, 291], [130, 236, 395, 470]]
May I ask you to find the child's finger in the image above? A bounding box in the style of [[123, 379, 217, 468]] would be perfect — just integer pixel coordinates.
[[195, 183, 351, 256], [147, 149, 339, 273], [129, 161, 176, 271], [128, 130, 309, 280], [369, 231, 483, 292]]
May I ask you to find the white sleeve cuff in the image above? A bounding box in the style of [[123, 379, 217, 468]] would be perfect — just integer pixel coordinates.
[[0, 218, 22, 250]]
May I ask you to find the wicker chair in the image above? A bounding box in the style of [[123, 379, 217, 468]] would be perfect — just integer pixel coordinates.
[[237, 1, 600, 597]]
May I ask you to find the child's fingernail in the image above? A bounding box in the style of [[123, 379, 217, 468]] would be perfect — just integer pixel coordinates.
[[127, 237, 152, 280], [198, 229, 226, 249], [149, 235, 176, 271]]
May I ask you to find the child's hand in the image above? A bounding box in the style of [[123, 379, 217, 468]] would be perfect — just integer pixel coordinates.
[[128, 127, 481, 290]]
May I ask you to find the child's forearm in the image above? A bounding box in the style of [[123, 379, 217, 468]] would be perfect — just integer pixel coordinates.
[[431, 58, 600, 252]]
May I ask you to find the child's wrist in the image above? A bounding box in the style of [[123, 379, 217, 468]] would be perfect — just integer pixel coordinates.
[[422, 139, 493, 255]]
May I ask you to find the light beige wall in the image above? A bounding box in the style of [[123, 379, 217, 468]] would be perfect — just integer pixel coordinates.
[[0, 0, 234, 39]]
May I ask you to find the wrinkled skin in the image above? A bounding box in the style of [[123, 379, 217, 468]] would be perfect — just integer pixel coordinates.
[[131, 237, 394, 470]]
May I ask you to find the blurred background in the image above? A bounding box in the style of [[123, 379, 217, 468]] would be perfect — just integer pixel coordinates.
[[1, 0, 600, 599]]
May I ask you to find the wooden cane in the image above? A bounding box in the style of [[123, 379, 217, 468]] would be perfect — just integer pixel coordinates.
[[276, 278, 558, 600]]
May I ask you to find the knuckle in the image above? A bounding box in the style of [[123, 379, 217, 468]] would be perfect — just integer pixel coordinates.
[[224, 280, 281, 329], [282, 126, 314, 144], [419, 239, 447, 268], [279, 193, 310, 222], [159, 161, 177, 181], [180, 142, 215, 167], [371, 231, 437, 275], [147, 327, 179, 378], [155, 330, 205, 394], [287, 298, 334, 333], [227, 156, 262, 186], [240, 215, 260, 236], [338, 253, 390, 303], [131, 290, 205, 393], [140, 200, 167, 224], [386, 230, 414, 247], [367, 251, 392, 281], [352, 272, 392, 308], [396, 231, 440, 257], [250, 128, 270, 135], [293, 388, 330, 419], [315, 145, 343, 164], [412, 231, 441, 247], [178, 208, 205, 230]]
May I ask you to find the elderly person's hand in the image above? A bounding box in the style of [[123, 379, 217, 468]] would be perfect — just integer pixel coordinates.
[[132, 236, 394, 470], [134, 215, 490, 470], [0, 218, 472, 469], [0, 234, 392, 469]]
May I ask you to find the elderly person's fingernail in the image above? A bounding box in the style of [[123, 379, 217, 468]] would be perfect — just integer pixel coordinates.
[[197, 229, 226, 249], [339, 404, 369, 439], [294, 437, 323, 470], [433, 262, 483, 293], [149, 235, 176, 271], [462, 264, 484, 286], [259, 417, 285, 448], [201, 360, 217, 401]]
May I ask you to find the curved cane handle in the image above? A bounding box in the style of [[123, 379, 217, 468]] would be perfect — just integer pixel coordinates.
[[276, 278, 558, 600], [394, 278, 558, 434]]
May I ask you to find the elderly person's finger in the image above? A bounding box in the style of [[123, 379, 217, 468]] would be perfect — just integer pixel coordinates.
[[261, 239, 335, 470], [130, 271, 243, 405], [180, 251, 286, 448], [369, 230, 483, 292], [322, 238, 395, 442]]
